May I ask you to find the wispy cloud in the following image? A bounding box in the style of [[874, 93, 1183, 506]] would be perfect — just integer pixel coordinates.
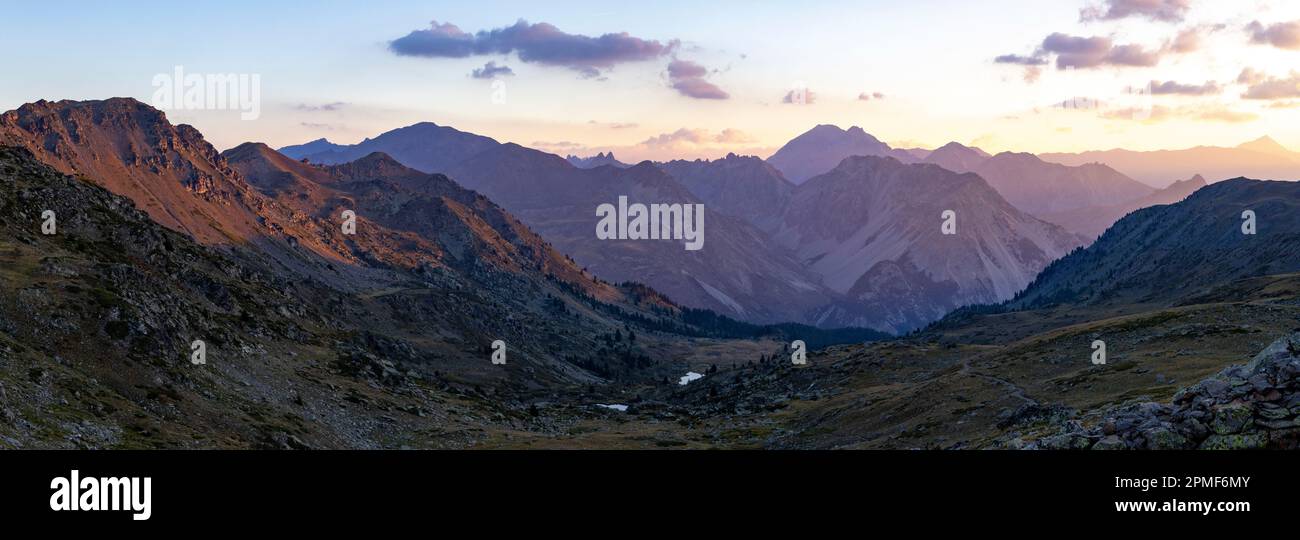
[[295, 102, 347, 112], [994, 54, 1048, 66], [533, 127, 768, 162], [588, 120, 639, 129], [1099, 103, 1257, 123], [1080, 0, 1191, 23], [641, 127, 755, 146], [1148, 80, 1221, 95], [470, 61, 514, 79]]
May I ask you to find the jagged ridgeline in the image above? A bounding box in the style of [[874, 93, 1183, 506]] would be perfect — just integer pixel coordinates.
[[0, 99, 885, 449]]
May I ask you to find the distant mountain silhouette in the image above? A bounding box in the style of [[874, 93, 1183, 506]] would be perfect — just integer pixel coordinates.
[[1237, 135, 1295, 158], [567, 152, 630, 169], [770, 156, 1083, 332], [766, 125, 918, 184], [656, 153, 793, 232], [922, 142, 990, 173], [1039, 137, 1300, 188], [1036, 175, 1207, 239], [973, 152, 1152, 215], [443, 142, 840, 324], [898, 147, 933, 160], [277, 137, 347, 159], [278, 122, 499, 175]]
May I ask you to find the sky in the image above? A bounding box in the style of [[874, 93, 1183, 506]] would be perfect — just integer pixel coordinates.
[[4, 0, 1300, 162]]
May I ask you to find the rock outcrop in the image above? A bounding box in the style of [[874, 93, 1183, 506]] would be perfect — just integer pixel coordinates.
[[1030, 332, 1300, 450]]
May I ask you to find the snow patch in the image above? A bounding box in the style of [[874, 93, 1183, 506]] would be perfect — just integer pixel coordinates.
[[692, 277, 747, 316]]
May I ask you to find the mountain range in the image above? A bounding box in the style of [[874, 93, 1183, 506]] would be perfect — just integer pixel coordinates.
[[1039, 136, 1300, 188], [274, 122, 1125, 333], [278, 122, 500, 173], [765, 124, 919, 184], [5, 96, 1300, 450], [566, 152, 630, 169], [1008, 176, 1300, 310], [769, 156, 1082, 331], [0, 98, 774, 390], [921, 142, 991, 173], [656, 153, 793, 232], [970, 151, 1154, 216], [1036, 174, 1206, 240], [772, 175, 1300, 449]]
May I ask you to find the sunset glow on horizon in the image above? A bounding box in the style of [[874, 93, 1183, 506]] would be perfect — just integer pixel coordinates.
[[5, 0, 1300, 161]]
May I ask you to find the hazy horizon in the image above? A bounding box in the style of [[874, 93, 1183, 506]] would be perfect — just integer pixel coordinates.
[[5, 0, 1300, 162]]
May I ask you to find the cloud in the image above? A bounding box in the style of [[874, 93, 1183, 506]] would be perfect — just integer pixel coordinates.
[[1104, 44, 1162, 66], [300, 122, 338, 130], [536, 127, 768, 161], [531, 140, 585, 150], [1267, 100, 1300, 109], [781, 88, 816, 104], [639, 127, 758, 147], [1241, 71, 1300, 100], [994, 54, 1048, 82], [1042, 33, 1161, 68], [295, 102, 347, 112], [1080, 0, 1190, 23], [1148, 80, 1221, 95], [857, 92, 886, 101], [1056, 96, 1106, 111], [389, 19, 677, 76], [1098, 105, 1167, 122], [1001, 25, 1193, 77], [534, 133, 774, 162], [471, 61, 514, 79], [1165, 24, 1226, 53], [994, 54, 1048, 66], [1247, 20, 1300, 50], [1167, 28, 1201, 53], [665, 59, 729, 100], [713, 128, 756, 143], [1192, 105, 1259, 123], [1238, 67, 1266, 85], [1099, 103, 1257, 123], [640, 128, 709, 147], [1022, 66, 1043, 83], [589, 120, 638, 129]]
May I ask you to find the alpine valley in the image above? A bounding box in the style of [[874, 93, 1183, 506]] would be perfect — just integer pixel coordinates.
[[2, 96, 1299, 450]]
